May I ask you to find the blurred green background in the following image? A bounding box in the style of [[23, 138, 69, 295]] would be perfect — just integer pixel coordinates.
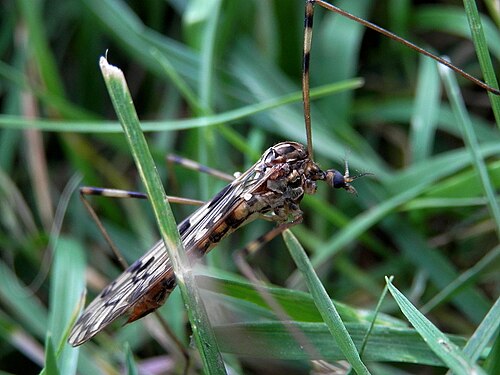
[[0, 0, 499, 374]]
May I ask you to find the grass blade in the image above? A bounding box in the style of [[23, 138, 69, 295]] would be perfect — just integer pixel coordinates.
[[462, 0, 500, 125], [43, 336, 60, 375], [214, 321, 468, 366], [462, 296, 500, 362], [283, 230, 370, 375], [99, 56, 226, 374], [46, 238, 86, 375], [386, 277, 486, 375], [438, 61, 500, 238], [0, 79, 363, 132]]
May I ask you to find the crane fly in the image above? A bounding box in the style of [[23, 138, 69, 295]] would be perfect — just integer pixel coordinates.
[[69, 0, 498, 346], [69, 141, 365, 346]]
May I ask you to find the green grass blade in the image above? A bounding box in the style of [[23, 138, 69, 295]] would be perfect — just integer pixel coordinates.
[[483, 332, 500, 374], [42, 336, 60, 375], [199, 275, 405, 327], [0, 263, 48, 338], [283, 230, 370, 375], [99, 56, 226, 374], [409, 56, 441, 162], [462, 0, 500, 125], [0, 79, 363, 132], [462, 296, 500, 362], [124, 343, 138, 375], [359, 276, 393, 357], [386, 277, 486, 375], [421, 246, 500, 313], [46, 238, 86, 375], [439, 61, 500, 238], [214, 321, 467, 366]]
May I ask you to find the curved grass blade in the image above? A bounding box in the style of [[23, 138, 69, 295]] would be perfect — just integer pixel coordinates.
[[386, 277, 486, 375], [0, 79, 362, 132], [214, 321, 468, 366], [99, 56, 226, 375], [439, 61, 500, 238], [283, 230, 370, 375]]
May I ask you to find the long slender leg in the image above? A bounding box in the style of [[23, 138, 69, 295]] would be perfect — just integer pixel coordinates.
[[81, 186, 205, 206], [167, 154, 235, 182], [303, 0, 314, 158], [80, 154, 237, 259], [314, 0, 499, 95], [79, 190, 128, 269], [166, 153, 235, 200], [79, 186, 192, 372], [80, 186, 204, 268], [231, 218, 322, 359], [233, 219, 302, 272]]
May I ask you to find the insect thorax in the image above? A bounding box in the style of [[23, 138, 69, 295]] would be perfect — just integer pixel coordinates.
[[248, 141, 326, 222]]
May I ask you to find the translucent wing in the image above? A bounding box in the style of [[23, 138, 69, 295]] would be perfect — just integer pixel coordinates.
[[68, 160, 273, 346], [68, 240, 172, 345]]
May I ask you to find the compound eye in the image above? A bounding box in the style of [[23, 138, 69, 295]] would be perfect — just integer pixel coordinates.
[[332, 170, 346, 189]]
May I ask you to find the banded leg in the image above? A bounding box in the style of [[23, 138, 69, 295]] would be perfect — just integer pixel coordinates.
[[166, 153, 235, 200], [81, 153, 236, 272], [81, 186, 205, 205], [167, 154, 235, 182], [80, 186, 204, 268]]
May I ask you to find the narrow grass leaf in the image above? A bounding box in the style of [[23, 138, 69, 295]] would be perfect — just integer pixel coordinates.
[[409, 56, 440, 162], [47, 237, 85, 375], [483, 332, 500, 374], [214, 321, 467, 366], [421, 246, 500, 314], [42, 336, 60, 375], [386, 277, 486, 375], [462, 0, 500, 125], [283, 230, 370, 375], [359, 276, 393, 356], [439, 62, 500, 238], [99, 57, 226, 374], [198, 275, 405, 326], [462, 296, 500, 362], [0, 262, 47, 338], [124, 343, 138, 375], [0, 79, 362, 132]]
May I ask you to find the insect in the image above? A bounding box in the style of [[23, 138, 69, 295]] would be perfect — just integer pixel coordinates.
[[68, 142, 365, 345], [68, 0, 498, 346]]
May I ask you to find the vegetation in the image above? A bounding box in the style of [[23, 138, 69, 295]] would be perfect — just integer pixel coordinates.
[[0, 0, 498, 374]]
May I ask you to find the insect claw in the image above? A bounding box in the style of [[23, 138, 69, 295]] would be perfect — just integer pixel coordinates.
[[344, 184, 358, 195]]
